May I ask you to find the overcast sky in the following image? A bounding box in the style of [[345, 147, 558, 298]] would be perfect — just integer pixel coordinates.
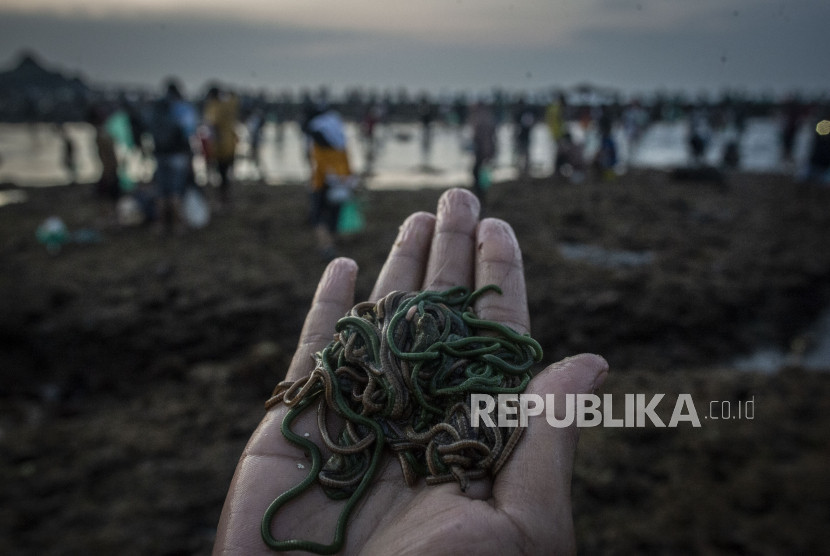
[[0, 0, 827, 98]]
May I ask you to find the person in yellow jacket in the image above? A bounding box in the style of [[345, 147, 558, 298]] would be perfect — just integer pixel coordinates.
[[304, 104, 357, 260], [203, 85, 239, 210], [545, 93, 568, 176]]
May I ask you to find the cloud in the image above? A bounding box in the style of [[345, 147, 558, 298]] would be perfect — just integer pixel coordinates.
[[1, 0, 827, 95], [0, 0, 595, 47]]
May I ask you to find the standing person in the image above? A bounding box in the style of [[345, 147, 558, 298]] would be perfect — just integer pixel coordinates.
[[150, 78, 197, 235], [304, 104, 356, 260], [621, 99, 649, 163], [802, 116, 830, 184], [513, 96, 535, 177], [57, 123, 76, 185], [688, 108, 711, 166], [594, 112, 618, 181], [780, 99, 803, 170], [469, 100, 497, 205], [545, 93, 568, 177], [105, 100, 139, 194], [203, 85, 239, 211], [417, 94, 435, 170], [88, 105, 120, 226], [244, 105, 265, 174], [360, 102, 383, 176]]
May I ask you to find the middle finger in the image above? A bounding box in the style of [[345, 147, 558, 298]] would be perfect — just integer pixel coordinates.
[[473, 218, 530, 335], [422, 188, 480, 291]]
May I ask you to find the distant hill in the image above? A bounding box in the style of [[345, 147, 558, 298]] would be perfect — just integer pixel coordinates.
[[0, 51, 89, 93], [0, 51, 91, 122]]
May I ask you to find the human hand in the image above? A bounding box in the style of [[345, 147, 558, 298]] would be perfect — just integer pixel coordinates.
[[214, 188, 609, 555]]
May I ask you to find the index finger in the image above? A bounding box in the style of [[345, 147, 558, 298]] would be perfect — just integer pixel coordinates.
[[285, 257, 358, 382], [474, 218, 530, 335], [423, 188, 480, 291], [369, 211, 435, 302]]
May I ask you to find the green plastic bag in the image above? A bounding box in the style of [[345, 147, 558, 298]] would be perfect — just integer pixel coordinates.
[[338, 198, 365, 235], [479, 163, 493, 190]]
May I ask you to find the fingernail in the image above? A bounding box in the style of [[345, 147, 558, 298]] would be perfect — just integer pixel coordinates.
[[395, 212, 433, 247], [438, 188, 479, 224], [589, 354, 610, 391], [550, 353, 609, 393], [317, 258, 357, 298], [477, 219, 520, 261]]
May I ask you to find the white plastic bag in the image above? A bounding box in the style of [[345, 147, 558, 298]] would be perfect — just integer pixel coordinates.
[[183, 188, 210, 229], [325, 174, 359, 204]]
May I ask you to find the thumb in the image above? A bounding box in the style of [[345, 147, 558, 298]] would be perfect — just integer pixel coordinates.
[[492, 354, 609, 544]]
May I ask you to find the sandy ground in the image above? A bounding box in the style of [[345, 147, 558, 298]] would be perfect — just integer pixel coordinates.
[[1, 169, 829, 554]]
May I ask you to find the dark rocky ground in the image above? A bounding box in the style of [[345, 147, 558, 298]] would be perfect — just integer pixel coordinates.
[[1, 170, 829, 554]]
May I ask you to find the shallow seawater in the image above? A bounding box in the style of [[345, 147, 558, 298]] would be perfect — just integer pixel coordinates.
[[0, 117, 812, 191], [734, 309, 830, 373]]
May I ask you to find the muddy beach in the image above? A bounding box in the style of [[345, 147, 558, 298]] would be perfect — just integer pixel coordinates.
[[1, 170, 829, 554]]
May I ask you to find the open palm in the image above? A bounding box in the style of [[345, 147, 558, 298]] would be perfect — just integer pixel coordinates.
[[214, 188, 608, 555]]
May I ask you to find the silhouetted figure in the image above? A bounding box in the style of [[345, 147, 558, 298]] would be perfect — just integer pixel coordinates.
[[203, 85, 239, 211], [513, 97, 535, 177], [469, 101, 497, 204], [594, 113, 618, 181], [57, 124, 76, 184], [452, 94, 468, 129], [780, 99, 803, 169], [722, 139, 741, 170], [417, 95, 435, 170], [244, 106, 265, 172], [621, 99, 649, 162], [361, 102, 384, 176], [88, 105, 120, 226], [688, 109, 711, 165], [150, 79, 197, 234], [304, 104, 356, 260], [546, 93, 568, 176], [299, 90, 318, 156], [803, 120, 830, 184], [105, 101, 139, 193]]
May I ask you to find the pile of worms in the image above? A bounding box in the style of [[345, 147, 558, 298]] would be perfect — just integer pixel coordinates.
[[261, 285, 542, 554]]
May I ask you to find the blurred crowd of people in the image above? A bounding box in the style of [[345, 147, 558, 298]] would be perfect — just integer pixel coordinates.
[[32, 79, 830, 246], [79, 78, 246, 235]]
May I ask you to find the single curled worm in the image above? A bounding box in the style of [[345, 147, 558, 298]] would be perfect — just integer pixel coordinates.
[[262, 285, 543, 554]]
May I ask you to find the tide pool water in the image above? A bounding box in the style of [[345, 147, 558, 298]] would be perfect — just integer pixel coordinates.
[[0, 117, 815, 191]]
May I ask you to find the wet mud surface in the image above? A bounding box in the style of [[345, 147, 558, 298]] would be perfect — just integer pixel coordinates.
[[1, 170, 829, 554]]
